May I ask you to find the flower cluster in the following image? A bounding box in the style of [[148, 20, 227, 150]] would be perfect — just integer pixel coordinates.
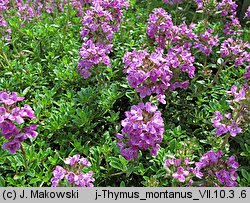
[[147, 8, 198, 49], [146, 8, 174, 48], [78, 0, 129, 79], [0, 14, 11, 42], [226, 85, 247, 109], [163, 157, 192, 183], [193, 28, 219, 56], [227, 84, 249, 123], [167, 45, 196, 78], [244, 65, 250, 81], [193, 150, 238, 187], [145, 8, 198, 95], [0, 0, 8, 12], [220, 37, 250, 67], [212, 83, 249, 137], [70, 0, 93, 17], [78, 39, 113, 79], [223, 14, 241, 36], [0, 0, 65, 41], [193, 0, 241, 36], [51, 154, 95, 187], [211, 110, 242, 137], [0, 91, 37, 154], [193, 0, 218, 15], [216, 0, 238, 17], [244, 6, 250, 19], [0, 0, 10, 41], [116, 102, 164, 160], [164, 150, 239, 187], [123, 46, 195, 102], [216, 0, 241, 36], [147, 7, 221, 57], [123, 48, 173, 103]]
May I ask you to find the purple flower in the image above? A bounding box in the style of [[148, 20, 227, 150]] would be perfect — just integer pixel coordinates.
[[172, 167, 189, 182], [228, 122, 242, 137], [193, 150, 238, 186], [123, 48, 175, 103], [164, 158, 175, 166], [14, 133, 27, 142], [184, 158, 191, 165], [174, 159, 181, 167], [193, 166, 204, 179], [0, 120, 16, 135], [120, 147, 138, 161], [169, 81, 189, 91], [216, 0, 238, 17], [215, 124, 229, 136], [0, 91, 24, 106], [156, 94, 166, 104], [8, 107, 24, 124], [136, 86, 151, 98], [146, 8, 173, 47], [227, 156, 238, 170], [24, 124, 38, 138], [51, 154, 94, 187], [220, 38, 249, 66], [2, 140, 21, 154], [0, 106, 8, 123], [20, 104, 36, 119], [0, 92, 37, 155], [64, 154, 81, 166], [78, 40, 112, 78], [80, 158, 92, 167], [234, 88, 245, 102], [117, 102, 164, 160], [244, 6, 250, 18], [243, 66, 250, 81], [51, 177, 59, 187], [193, 29, 219, 56], [52, 166, 66, 180], [75, 171, 95, 187], [226, 85, 237, 95], [65, 172, 77, 184], [211, 110, 223, 126], [78, 0, 129, 79]]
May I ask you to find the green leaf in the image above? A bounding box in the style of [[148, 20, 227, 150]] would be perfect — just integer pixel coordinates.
[[13, 172, 26, 180], [241, 169, 250, 182], [22, 86, 31, 96], [120, 181, 125, 187], [0, 176, 5, 187], [27, 169, 36, 177], [110, 160, 123, 171], [169, 139, 176, 151], [126, 165, 134, 177], [30, 178, 41, 185]]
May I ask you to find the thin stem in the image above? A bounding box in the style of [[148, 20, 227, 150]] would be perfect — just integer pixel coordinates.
[[209, 58, 229, 87], [191, 10, 197, 23], [21, 144, 29, 170], [109, 171, 125, 177], [203, 15, 210, 30], [221, 134, 230, 148], [193, 58, 229, 97], [203, 55, 207, 68], [0, 52, 11, 67], [174, 3, 180, 25]]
